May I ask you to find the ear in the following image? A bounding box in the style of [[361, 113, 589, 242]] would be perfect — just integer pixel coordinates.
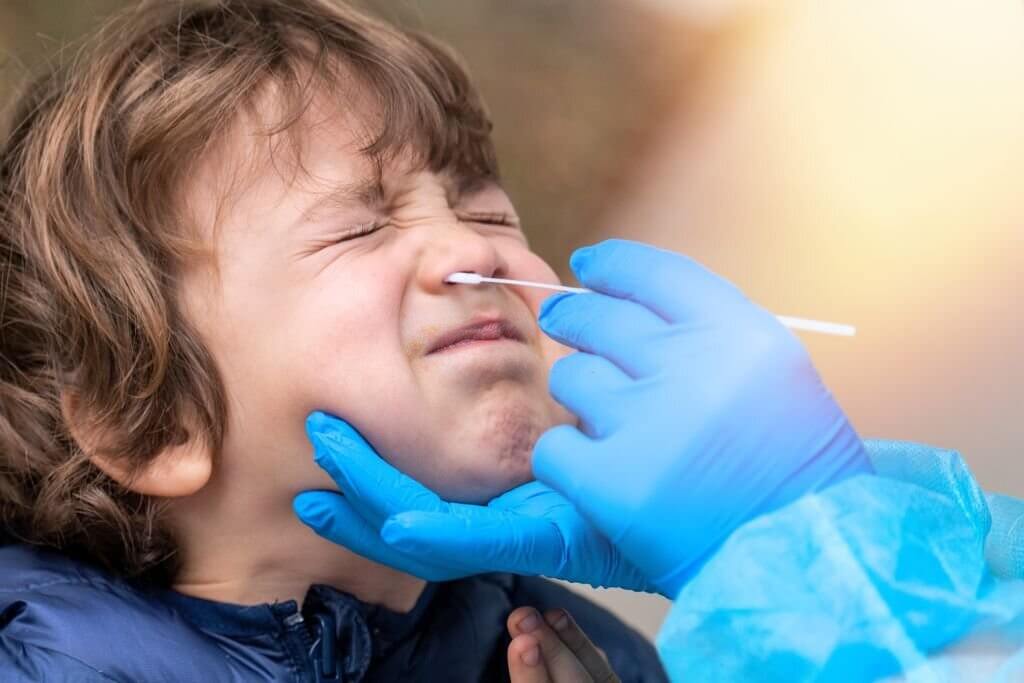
[[61, 392, 213, 497]]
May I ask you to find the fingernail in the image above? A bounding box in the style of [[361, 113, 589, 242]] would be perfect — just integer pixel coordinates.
[[308, 432, 335, 468], [517, 610, 540, 633], [569, 246, 592, 276], [309, 428, 359, 463], [550, 610, 570, 632], [521, 645, 540, 667], [292, 495, 324, 526], [308, 429, 326, 454], [306, 411, 330, 433], [380, 518, 407, 545], [538, 293, 571, 321]]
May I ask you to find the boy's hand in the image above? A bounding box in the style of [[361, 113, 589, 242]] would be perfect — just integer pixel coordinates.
[[293, 411, 653, 592], [507, 607, 620, 683]]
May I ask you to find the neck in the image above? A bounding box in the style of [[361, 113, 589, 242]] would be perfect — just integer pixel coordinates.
[[166, 461, 424, 613]]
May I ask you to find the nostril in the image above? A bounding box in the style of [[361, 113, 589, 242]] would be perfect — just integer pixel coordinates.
[[445, 272, 483, 286]]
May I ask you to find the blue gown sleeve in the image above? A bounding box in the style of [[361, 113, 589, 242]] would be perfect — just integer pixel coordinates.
[[985, 491, 1024, 582], [655, 439, 1024, 682]]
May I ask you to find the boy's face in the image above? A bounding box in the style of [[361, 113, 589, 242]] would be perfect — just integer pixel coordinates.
[[181, 98, 574, 504]]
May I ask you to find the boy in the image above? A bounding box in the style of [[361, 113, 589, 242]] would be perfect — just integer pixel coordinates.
[[0, 0, 667, 680]]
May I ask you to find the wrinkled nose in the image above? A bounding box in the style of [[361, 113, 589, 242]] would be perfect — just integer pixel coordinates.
[[415, 222, 510, 295]]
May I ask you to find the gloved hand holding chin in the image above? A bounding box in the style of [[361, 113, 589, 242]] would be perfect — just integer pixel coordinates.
[[294, 238, 872, 599], [294, 411, 654, 592]]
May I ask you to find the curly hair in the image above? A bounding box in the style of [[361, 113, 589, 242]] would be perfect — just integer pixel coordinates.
[[0, 0, 497, 584]]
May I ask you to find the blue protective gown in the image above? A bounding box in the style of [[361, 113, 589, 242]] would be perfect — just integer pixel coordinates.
[[655, 439, 1024, 682]]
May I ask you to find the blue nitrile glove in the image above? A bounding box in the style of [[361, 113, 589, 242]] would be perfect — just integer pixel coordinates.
[[293, 411, 654, 591], [531, 239, 873, 598]]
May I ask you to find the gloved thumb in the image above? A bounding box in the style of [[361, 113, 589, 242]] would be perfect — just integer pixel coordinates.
[[532, 425, 597, 508]]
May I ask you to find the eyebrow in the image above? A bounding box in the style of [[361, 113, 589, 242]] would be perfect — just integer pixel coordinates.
[[294, 170, 501, 227], [299, 175, 384, 223]]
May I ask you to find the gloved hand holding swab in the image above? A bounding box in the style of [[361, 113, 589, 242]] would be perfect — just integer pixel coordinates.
[[445, 271, 856, 337]]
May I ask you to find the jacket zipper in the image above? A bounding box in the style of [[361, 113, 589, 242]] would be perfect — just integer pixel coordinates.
[[283, 609, 340, 682]]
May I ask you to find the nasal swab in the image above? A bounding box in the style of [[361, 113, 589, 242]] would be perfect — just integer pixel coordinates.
[[445, 272, 856, 337], [446, 272, 590, 294], [773, 316, 856, 337]]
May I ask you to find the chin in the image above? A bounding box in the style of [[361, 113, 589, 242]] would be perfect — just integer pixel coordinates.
[[444, 458, 533, 504], [438, 399, 550, 503]]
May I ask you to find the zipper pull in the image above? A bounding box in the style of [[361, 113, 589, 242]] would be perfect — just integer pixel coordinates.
[[312, 613, 338, 681]]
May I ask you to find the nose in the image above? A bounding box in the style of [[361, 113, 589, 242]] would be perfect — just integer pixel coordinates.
[[415, 221, 510, 295]]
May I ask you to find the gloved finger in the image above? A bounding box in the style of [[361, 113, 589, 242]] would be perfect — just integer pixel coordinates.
[[509, 607, 594, 682], [538, 293, 670, 378], [292, 491, 452, 581], [487, 480, 555, 510], [306, 411, 445, 526], [548, 352, 631, 437], [569, 239, 747, 325], [532, 427, 631, 552], [507, 634, 549, 683], [542, 609, 619, 683], [532, 425, 599, 504], [486, 482, 660, 592], [380, 508, 567, 577]]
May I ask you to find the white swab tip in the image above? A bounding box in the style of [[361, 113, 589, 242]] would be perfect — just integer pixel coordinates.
[[445, 272, 483, 285]]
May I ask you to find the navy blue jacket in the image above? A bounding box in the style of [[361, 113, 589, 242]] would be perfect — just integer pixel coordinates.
[[0, 544, 667, 682]]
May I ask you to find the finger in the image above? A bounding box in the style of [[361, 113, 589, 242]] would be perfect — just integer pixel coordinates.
[[306, 411, 445, 525], [291, 491, 452, 581], [380, 507, 566, 577], [508, 634, 549, 683], [548, 352, 631, 437], [569, 239, 748, 324], [486, 480, 567, 516], [538, 293, 670, 378], [544, 610, 620, 683], [532, 425, 597, 503], [509, 608, 593, 682], [532, 429, 633, 553]]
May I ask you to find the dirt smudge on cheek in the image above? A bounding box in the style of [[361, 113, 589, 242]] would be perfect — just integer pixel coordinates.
[[406, 324, 442, 357]]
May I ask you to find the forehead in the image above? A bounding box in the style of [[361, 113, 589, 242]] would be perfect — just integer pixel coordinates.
[[238, 79, 380, 195], [182, 81, 370, 231], [196, 78, 498, 215]]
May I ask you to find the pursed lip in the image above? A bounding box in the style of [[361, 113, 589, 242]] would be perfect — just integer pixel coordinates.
[[426, 317, 526, 355]]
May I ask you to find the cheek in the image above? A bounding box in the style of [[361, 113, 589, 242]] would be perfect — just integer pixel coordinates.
[[291, 293, 433, 482], [503, 248, 564, 314], [291, 266, 408, 413], [502, 248, 574, 369]]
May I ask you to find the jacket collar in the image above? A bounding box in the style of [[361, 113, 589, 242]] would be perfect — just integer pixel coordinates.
[[161, 581, 441, 650]]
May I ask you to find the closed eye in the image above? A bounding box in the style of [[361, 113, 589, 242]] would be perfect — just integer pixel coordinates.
[[459, 212, 520, 228], [334, 221, 387, 242]]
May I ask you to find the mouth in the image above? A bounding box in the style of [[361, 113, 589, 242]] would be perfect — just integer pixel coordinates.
[[426, 317, 526, 355]]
